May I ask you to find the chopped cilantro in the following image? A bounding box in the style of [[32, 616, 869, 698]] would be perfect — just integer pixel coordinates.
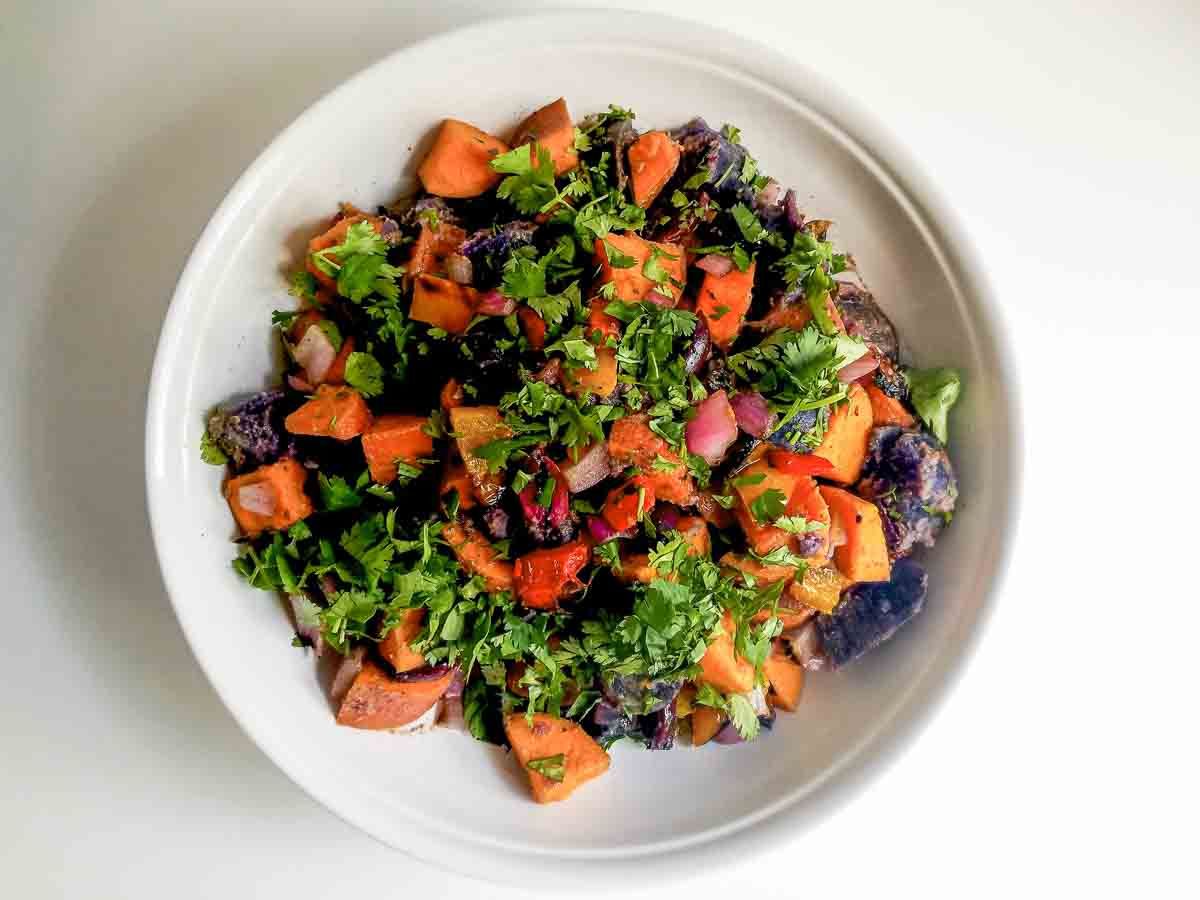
[[906, 367, 962, 444], [200, 430, 228, 466], [526, 754, 567, 782], [344, 351, 384, 397]]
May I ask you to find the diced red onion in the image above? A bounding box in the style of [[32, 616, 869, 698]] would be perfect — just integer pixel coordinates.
[[287, 373, 314, 393], [682, 316, 711, 375], [653, 505, 681, 531], [444, 667, 465, 700], [288, 594, 324, 656], [729, 391, 775, 438], [695, 254, 734, 277], [330, 646, 366, 702], [445, 253, 474, 285], [477, 290, 516, 316], [784, 189, 803, 231], [587, 516, 617, 543], [713, 720, 746, 745], [561, 442, 612, 493], [293, 324, 337, 385], [758, 179, 783, 209], [685, 390, 739, 464], [545, 460, 570, 527], [838, 352, 880, 383], [236, 483, 276, 515], [440, 696, 466, 731], [786, 621, 827, 672], [391, 663, 454, 683], [646, 290, 674, 307]]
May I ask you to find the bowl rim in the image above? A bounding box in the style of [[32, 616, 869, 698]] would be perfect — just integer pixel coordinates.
[[145, 8, 1022, 885]]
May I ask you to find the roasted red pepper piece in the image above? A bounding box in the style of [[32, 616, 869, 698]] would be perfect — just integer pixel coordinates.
[[513, 540, 591, 609], [601, 476, 656, 532], [767, 450, 836, 478]]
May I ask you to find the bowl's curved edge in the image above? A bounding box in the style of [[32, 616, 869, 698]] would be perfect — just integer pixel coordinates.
[[145, 8, 1022, 887]]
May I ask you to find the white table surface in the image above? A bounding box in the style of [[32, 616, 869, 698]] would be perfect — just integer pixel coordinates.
[[4, 1, 1197, 896]]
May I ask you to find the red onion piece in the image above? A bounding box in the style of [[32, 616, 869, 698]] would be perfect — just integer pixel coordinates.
[[758, 178, 783, 208], [685, 390, 739, 464], [293, 324, 337, 385], [287, 373, 314, 393], [838, 352, 880, 383], [695, 254, 734, 277], [440, 695, 466, 731], [646, 290, 674, 307], [653, 505, 681, 532], [390, 663, 454, 683], [236, 483, 276, 515], [713, 720, 747, 745], [682, 316, 711, 375], [786, 621, 827, 672], [561, 442, 612, 493], [445, 253, 474, 285], [587, 515, 617, 543], [444, 667, 465, 700], [330, 646, 366, 702], [477, 290, 516, 316], [545, 460, 570, 527], [729, 391, 776, 438], [288, 594, 324, 656]]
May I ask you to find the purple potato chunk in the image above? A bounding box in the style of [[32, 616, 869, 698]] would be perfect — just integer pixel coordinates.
[[816, 558, 928, 668], [593, 676, 682, 750], [766, 407, 821, 449], [670, 118, 753, 202], [609, 117, 638, 195], [858, 427, 958, 557], [403, 195, 460, 228], [459, 221, 538, 279], [206, 389, 287, 471], [834, 283, 899, 361]]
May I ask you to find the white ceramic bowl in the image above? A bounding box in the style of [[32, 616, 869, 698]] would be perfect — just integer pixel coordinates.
[[146, 10, 1019, 885]]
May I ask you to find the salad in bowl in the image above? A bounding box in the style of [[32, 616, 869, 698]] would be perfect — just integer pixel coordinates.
[[201, 98, 961, 805]]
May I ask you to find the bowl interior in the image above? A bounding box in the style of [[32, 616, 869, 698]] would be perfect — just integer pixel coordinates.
[[147, 13, 1014, 879]]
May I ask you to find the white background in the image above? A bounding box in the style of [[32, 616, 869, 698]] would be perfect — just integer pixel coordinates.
[[3, 1, 1198, 897]]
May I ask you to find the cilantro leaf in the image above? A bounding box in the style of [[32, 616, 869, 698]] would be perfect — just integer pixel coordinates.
[[601, 240, 637, 269], [492, 144, 557, 214], [200, 430, 228, 465], [526, 753, 566, 782], [344, 351, 384, 397], [775, 515, 826, 534], [318, 473, 362, 511], [906, 367, 961, 444], [728, 693, 761, 741], [749, 488, 787, 523], [730, 203, 767, 244]]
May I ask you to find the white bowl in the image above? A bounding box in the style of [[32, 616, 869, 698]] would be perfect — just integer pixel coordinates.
[[146, 10, 1020, 885]]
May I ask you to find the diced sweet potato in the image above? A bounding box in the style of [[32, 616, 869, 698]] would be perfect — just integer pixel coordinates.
[[720, 552, 796, 588], [763, 642, 805, 711], [504, 713, 610, 803], [811, 383, 872, 483], [696, 260, 756, 348], [379, 609, 426, 673], [417, 119, 509, 198], [586, 298, 622, 343], [732, 459, 799, 556], [862, 378, 916, 428], [439, 460, 477, 510], [442, 520, 514, 594], [510, 97, 578, 176], [691, 705, 724, 746], [784, 475, 831, 561], [787, 563, 851, 614], [448, 405, 510, 506], [607, 414, 696, 505], [440, 378, 465, 411], [410, 274, 480, 335], [697, 611, 755, 695], [224, 458, 313, 538], [335, 658, 452, 730], [306, 214, 384, 291], [696, 490, 735, 529], [513, 540, 590, 610], [284, 384, 372, 440], [565, 346, 617, 399], [628, 131, 681, 208], [593, 233, 686, 304], [675, 516, 711, 558], [361, 414, 434, 484], [819, 486, 891, 583], [518, 306, 547, 350], [757, 293, 846, 334], [407, 222, 467, 282]]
